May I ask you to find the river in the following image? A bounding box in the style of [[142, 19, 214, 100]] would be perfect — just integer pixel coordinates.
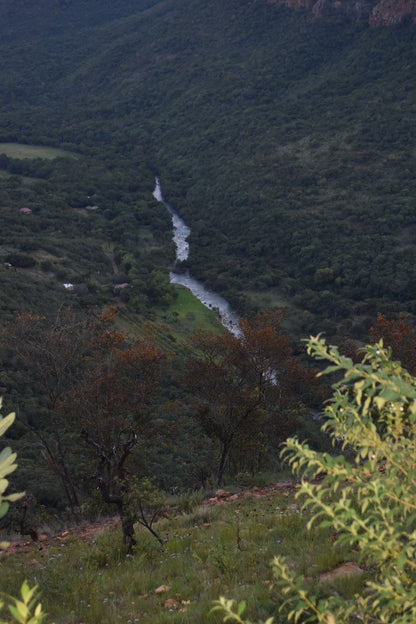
[[153, 178, 240, 335]]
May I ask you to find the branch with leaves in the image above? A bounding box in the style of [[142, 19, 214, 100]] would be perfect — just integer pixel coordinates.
[[214, 335, 416, 624], [0, 405, 46, 624]]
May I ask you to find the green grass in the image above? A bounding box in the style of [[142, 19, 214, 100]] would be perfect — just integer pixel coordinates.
[[118, 285, 224, 357], [168, 286, 224, 332], [0, 487, 365, 624], [0, 143, 76, 160], [152, 285, 225, 347]]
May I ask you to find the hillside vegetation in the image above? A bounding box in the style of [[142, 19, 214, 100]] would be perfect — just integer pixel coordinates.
[[1, 484, 364, 624], [3, 336, 416, 623], [1, 3, 416, 622], [0, 148, 175, 321], [1, 0, 415, 340]]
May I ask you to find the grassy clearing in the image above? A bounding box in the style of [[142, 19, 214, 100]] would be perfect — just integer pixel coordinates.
[[0, 488, 365, 624], [0, 143, 76, 160], [120, 286, 224, 354], [168, 286, 224, 333], [154, 285, 225, 345]]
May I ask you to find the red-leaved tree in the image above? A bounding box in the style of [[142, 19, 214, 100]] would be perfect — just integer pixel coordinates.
[[184, 312, 310, 486]]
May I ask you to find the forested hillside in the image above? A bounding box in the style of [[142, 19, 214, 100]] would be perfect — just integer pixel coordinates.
[[2, 6, 416, 621], [1, 0, 415, 341]]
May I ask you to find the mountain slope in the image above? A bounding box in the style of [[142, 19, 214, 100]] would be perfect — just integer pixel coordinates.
[[1, 0, 415, 339]]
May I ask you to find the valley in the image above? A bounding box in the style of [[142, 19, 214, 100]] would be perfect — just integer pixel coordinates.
[[1, 2, 416, 622], [1, 0, 415, 342]]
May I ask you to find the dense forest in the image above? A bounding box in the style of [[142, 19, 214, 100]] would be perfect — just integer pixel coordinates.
[[0, 0, 415, 532], [1, 0, 416, 341], [1, 2, 416, 622]]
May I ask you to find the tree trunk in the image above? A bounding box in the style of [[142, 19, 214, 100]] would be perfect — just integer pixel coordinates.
[[119, 505, 137, 553], [217, 441, 231, 487], [96, 475, 137, 553]]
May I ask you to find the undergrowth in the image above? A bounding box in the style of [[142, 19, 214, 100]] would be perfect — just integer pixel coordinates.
[[0, 486, 363, 623]]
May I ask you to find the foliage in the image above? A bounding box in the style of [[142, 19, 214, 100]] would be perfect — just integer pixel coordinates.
[[76, 331, 167, 549], [369, 312, 416, 374], [0, 407, 23, 543], [0, 146, 173, 323], [184, 312, 315, 485], [0, 308, 168, 545], [0, 0, 416, 341], [0, 583, 45, 624], [215, 335, 416, 623], [1, 482, 342, 623], [0, 405, 45, 624]]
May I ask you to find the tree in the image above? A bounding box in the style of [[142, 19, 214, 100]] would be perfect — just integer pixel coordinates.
[[184, 313, 303, 486], [121, 476, 167, 546], [74, 336, 167, 550], [146, 270, 177, 307], [369, 312, 416, 374], [0, 306, 167, 546], [214, 335, 416, 623], [2, 309, 99, 514]]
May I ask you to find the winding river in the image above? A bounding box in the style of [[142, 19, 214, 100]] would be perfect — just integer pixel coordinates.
[[153, 178, 240, 335]]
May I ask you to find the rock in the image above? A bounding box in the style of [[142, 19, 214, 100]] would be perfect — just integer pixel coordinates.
[[266, 0, 416, 26], [370, 0, 416, 26], [155, 585, 171, 594], [319, 561, 364, 582], [215, 489, 228, 498]]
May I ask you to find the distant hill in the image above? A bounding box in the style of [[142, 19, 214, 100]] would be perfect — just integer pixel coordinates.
[[1, 0, 415, 340]]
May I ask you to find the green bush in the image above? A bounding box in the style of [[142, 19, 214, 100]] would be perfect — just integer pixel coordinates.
[[215, 335, 416, 623], [0, 405, 46, 624], [4, 254, 36, 269]]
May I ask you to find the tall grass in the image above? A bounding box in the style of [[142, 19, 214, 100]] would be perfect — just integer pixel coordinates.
[[0, 488, 363, 623]]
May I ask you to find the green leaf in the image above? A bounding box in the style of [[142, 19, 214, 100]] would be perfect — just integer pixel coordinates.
[[0, 451, 18, 479], [0, 412, 15, 437], [20, 582, 38, 605], [0, 501, 9, 519], [8, 605, 25, 623], [0, 447, 11, 463], [6, 492, 24, 503]]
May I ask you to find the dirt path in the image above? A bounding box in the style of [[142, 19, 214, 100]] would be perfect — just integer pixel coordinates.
[[2, 517, 119, 557]]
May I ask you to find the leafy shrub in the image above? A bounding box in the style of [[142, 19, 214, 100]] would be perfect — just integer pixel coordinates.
[[0, 405, 46, 623], [214, 335, 416, 623]]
